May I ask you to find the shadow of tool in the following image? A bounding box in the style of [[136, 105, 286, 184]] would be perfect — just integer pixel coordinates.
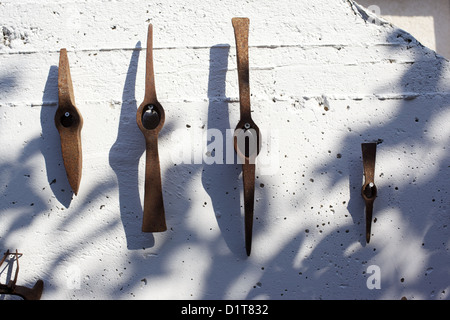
[[109, 42, 155, 249], [201, 44, 245, 256], [40, 65, 74, 208]]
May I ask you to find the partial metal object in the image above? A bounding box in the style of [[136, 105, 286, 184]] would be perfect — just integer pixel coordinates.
[[0, 250, 44, 300], [55, 48, 83, 195], [232, 17, 261, 256], [136, 24, 166, 232], [361, 142, 378, 243]]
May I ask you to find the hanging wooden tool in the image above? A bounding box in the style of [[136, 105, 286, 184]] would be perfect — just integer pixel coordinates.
[[0, 250, 44, 300], [136, 24, 167, 232], [232, 17, 261, 256], [361, 142, 378, 243], [55, 48, 83, 195]]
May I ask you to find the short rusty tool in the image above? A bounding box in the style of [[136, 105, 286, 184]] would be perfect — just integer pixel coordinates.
[[136, 24, 166, 232], [55, 48, 83, 195], [232, 17, 261, 256], [0, 250, 44, 300], [361, 142, 378, 243]]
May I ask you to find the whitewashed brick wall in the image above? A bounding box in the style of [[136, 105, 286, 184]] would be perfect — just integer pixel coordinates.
[[0, 0, 449, 300]]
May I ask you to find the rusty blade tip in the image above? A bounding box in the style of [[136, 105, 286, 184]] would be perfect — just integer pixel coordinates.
[[71, 184, 80, 196], [59, 48, 68, 62], [246, 240, 252, 256]]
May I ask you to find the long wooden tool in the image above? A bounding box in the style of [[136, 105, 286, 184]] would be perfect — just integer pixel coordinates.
[[55, 48, 83, 195], [136, 24, 166, 232], [232, 17, 261, 256]]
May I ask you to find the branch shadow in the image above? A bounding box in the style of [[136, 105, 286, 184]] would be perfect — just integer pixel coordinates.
[[0, 74, 17, 101], [269, 27, 450, 299], [0, 71, 61, 240], [344, 45, 449, 247], [3, 17, 448, 300]]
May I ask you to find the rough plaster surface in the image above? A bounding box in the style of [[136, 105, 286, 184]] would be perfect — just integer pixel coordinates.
[[357, 0, 450, 59], [0, 0, 449, 300]]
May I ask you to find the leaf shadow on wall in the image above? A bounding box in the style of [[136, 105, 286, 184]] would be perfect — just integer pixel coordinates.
[[241, 28, 450, 300], [22, 25, 448, 300], [0, 74, 51, 250], [0, 69, 74, 289]]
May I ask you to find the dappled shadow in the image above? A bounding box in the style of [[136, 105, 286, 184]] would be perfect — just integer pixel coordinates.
[[243, 25, 450, 299], [0, 137, 48, 237], [0, 68, 74, 241], [0, 74, 17, 102], [355, 0, 450, 59], [1, 11, 449, 299]]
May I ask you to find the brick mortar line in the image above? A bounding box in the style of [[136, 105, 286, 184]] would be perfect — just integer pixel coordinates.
[[2, 92, 448, 108], [0, 42, 408, 56]]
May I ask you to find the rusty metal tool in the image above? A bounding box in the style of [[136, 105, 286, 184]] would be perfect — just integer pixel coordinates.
[[361, 143, 378, 243], [136, 24, 166, 232], [55, 48, 83, 195], [232, 17, 261, 256], [0, 250, 44, 300]]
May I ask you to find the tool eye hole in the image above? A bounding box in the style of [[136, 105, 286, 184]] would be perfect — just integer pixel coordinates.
[[363, 182, 377, 199], [60, 112, 74, 127], [235, 127, 258, 158], [142, 104, 160, 130]]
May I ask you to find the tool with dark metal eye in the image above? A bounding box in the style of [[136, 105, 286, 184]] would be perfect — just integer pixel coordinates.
[[361, 142, 377, 243], [136, 24, 166, 232], [0, 250, 44, 300], [232, 17, 261, 256], [55, 48, 83, 195]]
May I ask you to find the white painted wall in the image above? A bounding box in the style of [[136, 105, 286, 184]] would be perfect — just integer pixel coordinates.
[[0, 0, 449, 300], [356, 0, 450, 59]]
